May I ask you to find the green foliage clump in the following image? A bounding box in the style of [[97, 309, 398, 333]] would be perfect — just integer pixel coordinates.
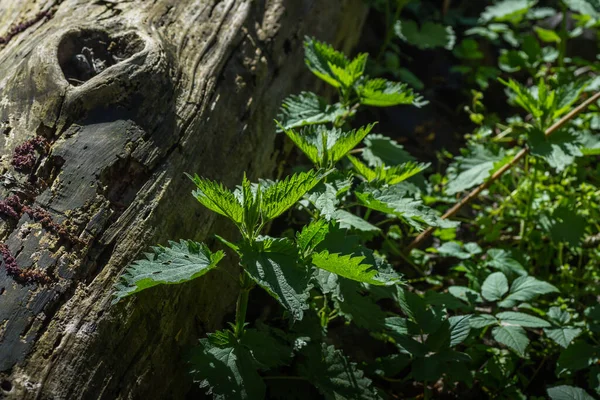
[[113, 2, 600, 397]]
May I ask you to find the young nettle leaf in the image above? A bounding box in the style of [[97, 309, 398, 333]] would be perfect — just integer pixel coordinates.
[[347, 154, 429, 185], [303, 37, 366, 89], [547, 385, 596, 400], [277, 92, 350, 131], [189, 330, 265, 400], [189, 174, 244, 225], [261, 169, 329, 220], [113, 240, 224, 303], [501, 78, 588, 129], [239, 236, 311, 321], [299, 343, 382, 400], [445, 144, 506, 195], [395, 19, 456, 50], [192, 171, 326, 237], [279, 123, 375, 168], [356, 78, 427, 107], [528, 128, 584, 172], [296, 219, 330, 258], [311, 250, 402, 286]]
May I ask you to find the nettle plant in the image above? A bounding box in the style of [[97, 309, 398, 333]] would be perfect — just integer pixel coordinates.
[[113, 38, 450, 399]]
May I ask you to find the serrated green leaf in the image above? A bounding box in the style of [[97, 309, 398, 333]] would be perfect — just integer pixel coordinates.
[[547, 385, 596, 400], [330, 52, 368, 88], [446, 144, 505, 195], [437, 241, 480, 260], [277, 92, 349, 130], [448, 286, 484, 304], [113, 240, 224, 303], [482, 272, 509, 302], [189, 174, 244, 224], [497, 311, 551, 328], [357, 78, 426, 107], [312, 250, 401, 286], [348, 155, 428, 185], [492, 325, 530, 356], [395, 19, 455, 50], [282, 124, 375, 168], [529, 128, 584, 172], [361, 134, 415, 167], [332, 209, 380, 232], [299, 343, 382, 400], [545, 327, 583, 348], [548, 307, 572, 325], [347, 154, 378, 181], [304, 37, 350, 88], [240, 237, 311, 321], [470, 314, 499, 329], [189, 331, 265, 400], [297, 219, 330, 256], [261, 170, 328, 220], [356, 185, 458, 231], [498, 275, 559, 308], [449, 315, 473, 346], [485, 249, 527, 276]]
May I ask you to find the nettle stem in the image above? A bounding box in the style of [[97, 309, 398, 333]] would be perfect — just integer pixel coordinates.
[[234, 271, 252, 338]]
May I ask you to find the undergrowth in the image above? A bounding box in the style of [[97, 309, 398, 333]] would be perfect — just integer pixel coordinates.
[[113, 1, 600, 399]]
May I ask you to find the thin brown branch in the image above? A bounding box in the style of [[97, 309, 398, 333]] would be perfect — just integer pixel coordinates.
[[405, 91, 600, 253]]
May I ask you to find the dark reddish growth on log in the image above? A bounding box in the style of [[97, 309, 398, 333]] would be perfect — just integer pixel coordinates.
[[0, 243, 51, 284], [11, 136, 48, 172]]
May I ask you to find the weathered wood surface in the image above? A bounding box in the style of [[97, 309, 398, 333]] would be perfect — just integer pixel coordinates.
[[0, 1, 366, 398]]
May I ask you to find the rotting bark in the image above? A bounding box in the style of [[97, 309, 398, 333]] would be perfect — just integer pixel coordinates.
[[0, 1, 367, 398]]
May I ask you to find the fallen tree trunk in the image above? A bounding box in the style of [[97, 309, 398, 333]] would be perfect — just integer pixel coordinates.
[[0, 1, 366, 398]]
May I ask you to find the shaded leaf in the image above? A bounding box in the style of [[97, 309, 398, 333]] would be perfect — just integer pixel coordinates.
[[299, 343, 382, 400], [277, 92, 349, 130], [492, 325, 530, 356], [240, 237, 311, 321], [482, 272, 509, 302], [547, 385, 596, 400]]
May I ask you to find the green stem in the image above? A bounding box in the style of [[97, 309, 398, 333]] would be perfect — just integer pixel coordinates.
[[234, 272, 252, 338], [520, 159, 539, 248], [558, 2, 568, 67], [376, 0, 407, 62]]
